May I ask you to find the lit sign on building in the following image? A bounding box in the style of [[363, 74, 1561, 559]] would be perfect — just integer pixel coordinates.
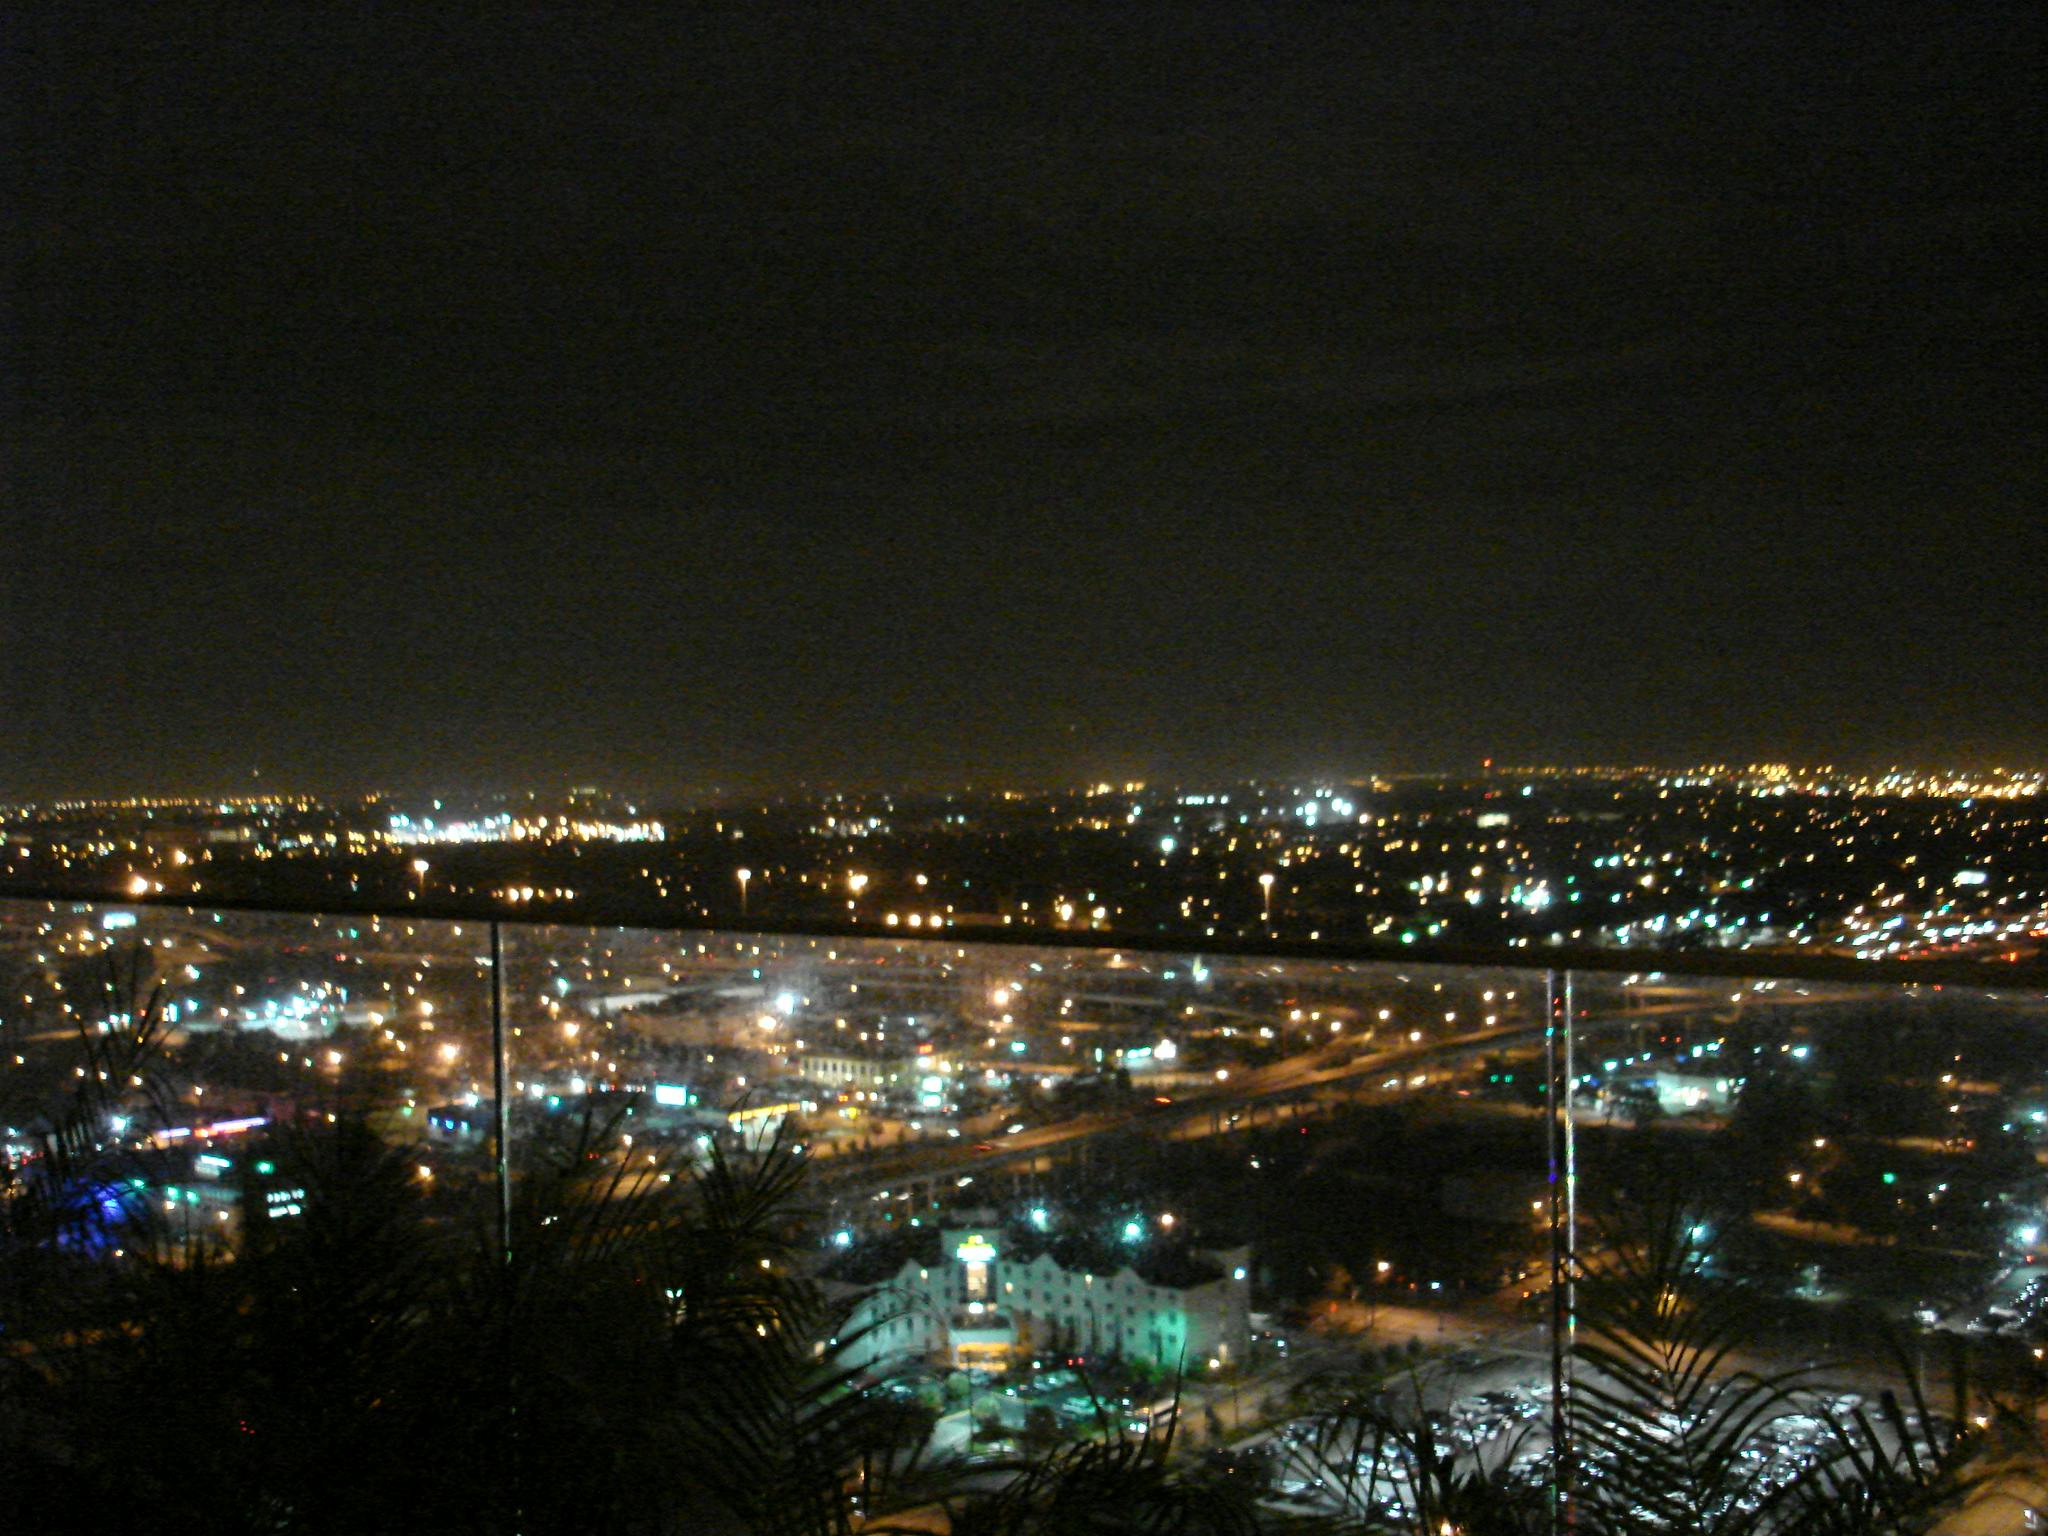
[[956, 1234, 996, 1302]]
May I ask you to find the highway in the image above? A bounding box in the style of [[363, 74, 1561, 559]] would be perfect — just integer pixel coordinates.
[[809, 992, 1786, 1200]]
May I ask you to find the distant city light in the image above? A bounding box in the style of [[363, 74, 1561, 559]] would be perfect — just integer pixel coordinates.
[[387, 812, 662, 845]]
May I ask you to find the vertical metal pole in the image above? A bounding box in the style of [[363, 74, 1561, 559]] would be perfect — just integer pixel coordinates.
[[488, 920, 518, 1536], [490, 920, 512, 1267], [1562, 970, 1578, 1523], [1544, 969, 1576, 1532], [1544, 970, 1564, 1530]]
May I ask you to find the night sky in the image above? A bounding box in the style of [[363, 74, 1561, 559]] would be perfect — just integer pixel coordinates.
[[6, 6, 2042, 798]]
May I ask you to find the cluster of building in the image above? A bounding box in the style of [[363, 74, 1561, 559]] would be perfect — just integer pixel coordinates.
[[5, 768, 2040, 964]]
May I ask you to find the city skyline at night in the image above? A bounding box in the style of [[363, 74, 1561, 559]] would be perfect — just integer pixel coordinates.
[[7, 10, 2048, 1527], [7, 765, 2042, 970]]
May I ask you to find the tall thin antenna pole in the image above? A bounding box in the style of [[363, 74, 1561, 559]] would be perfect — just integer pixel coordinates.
[[1544, 969, 1577, 1532], [1561, 969, 1579, 1524], [490, 920, 512, 1267]]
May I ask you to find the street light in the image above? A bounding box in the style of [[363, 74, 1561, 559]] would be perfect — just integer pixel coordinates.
[[736, 867, 752, 916], [1258, 872, 1275, 922]]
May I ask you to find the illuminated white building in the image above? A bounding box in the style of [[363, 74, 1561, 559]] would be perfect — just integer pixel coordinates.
[[838, 1226, 1251, 1375], [801, 1049, 915, 1094]]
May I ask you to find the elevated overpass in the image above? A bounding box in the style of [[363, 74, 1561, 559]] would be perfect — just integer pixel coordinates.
[[809, 993, 1781, 1203]]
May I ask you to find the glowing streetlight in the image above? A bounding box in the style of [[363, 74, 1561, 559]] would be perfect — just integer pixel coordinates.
[[736, 868, 752, 916], [1258, 872, 1275, 921]]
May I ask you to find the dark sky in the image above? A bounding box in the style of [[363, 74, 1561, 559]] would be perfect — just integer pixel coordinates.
[[5, 5, 2043, 798]]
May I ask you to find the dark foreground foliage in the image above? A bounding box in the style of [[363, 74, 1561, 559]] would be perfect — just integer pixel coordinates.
[[1, 955, 1261, 1534], [2, 957, 2026, 1534]]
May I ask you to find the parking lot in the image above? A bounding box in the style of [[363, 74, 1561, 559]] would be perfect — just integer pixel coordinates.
[[1227, 1348, 1945, 1526]]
